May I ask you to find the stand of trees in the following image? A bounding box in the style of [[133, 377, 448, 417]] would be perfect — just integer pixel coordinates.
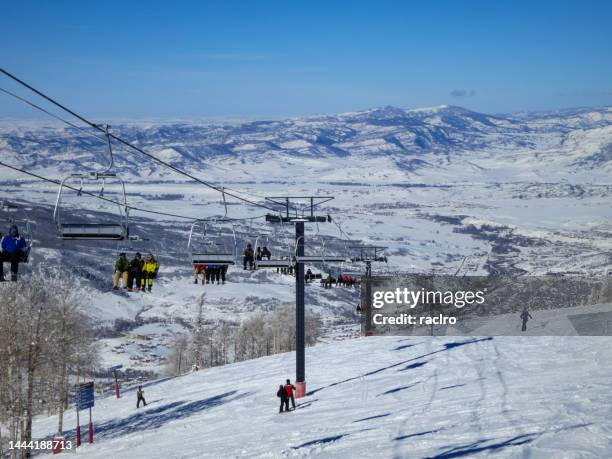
[[0, 271, 98, 458], [166, 294, 322, 375]]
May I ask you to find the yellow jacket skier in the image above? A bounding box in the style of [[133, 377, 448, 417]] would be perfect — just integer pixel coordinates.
[[141, 254, 159, 292]]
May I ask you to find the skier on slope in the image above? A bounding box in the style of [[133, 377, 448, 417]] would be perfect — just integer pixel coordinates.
[[136, 386, 147, 408], [520, 308, 533, 332], [277, 384, 289, 413], [284, 379, 297, 410]]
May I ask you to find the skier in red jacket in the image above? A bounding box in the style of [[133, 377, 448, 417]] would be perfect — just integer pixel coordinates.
[[277, 384, 289, 413], [284, 379, 297, 410]]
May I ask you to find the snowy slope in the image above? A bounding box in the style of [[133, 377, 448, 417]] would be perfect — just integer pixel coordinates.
[[34, 336, 612, 458]]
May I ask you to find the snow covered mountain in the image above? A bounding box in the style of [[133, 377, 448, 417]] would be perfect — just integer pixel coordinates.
[[33, 335, 612, 458], [2, 105, 612, 183]]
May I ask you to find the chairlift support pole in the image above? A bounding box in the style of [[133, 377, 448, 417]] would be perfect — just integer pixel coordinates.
[[264, 196, 334, 398], [295, 220, 305, 388], [364, 260, 373, 336]]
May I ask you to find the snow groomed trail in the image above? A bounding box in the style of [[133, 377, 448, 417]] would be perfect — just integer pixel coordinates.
[[34, 336, 612, 458]]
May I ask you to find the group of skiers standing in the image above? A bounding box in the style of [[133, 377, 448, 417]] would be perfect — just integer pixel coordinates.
[[113, 252, 159, 292], [0, 224, 28, 282], [277, 379, 297, 413]]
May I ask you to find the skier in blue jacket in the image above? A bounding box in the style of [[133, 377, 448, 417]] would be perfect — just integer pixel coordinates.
[[0, 225, 28, 281]]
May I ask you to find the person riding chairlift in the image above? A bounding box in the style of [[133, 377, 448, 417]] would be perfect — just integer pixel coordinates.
[[127, 252, 144, 292], [243, 243, 255, 270], [141, 253, 159, 292], [323, 273, 336, 289], [194, 262, 206, 284], [113, 252, 130, 290], [0, 225, 28, 282]]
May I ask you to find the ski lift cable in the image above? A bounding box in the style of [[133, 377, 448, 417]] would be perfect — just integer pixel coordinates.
[[0, 86, 108, 144], [1, 84, 250, 200], [1, 78, 306, 214], [0, 160, 265, 222], [0, 68, 279, 213], [1, 83, 271, 206]]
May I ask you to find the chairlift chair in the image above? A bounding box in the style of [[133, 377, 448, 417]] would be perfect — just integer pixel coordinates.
[[349, 245, 388, 263], [53, 126, 129, 240], [188, 220, 236, 266], [294, 233, 350, 264], [254, 234, 293, 268], [54, 172, 129, 240], [254, 217, 295, 269]]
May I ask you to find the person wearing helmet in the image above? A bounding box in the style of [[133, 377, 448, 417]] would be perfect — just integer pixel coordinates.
[[0, 224, 28, 282], [113, 252, 130, 289]]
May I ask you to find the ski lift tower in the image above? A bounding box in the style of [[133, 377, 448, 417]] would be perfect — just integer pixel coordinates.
[[265, 196, 334, 398]]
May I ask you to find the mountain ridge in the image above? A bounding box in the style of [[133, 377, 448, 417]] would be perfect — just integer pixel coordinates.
[[1, 104, 611, 181]]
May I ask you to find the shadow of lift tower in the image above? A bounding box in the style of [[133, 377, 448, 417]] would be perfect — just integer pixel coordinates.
[[264, 196, 347, 399]]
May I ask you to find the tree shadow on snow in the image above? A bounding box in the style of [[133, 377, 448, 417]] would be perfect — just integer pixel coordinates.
[[353, 413, 391, 423], [439, 384, 466, 391], [398, 361, 428, 372], [425, 432, 538, 458], [292, 434, 347, 449], [292, 428, 375, 450], [95, 391, 251, 439], [378, 382, 421, 396], [47, 391, 251, 443], [393, 342, 425, 351], [295, 399, 318, 410], [394, 429, 441, 442], [424, 423, 592, 459], [307, 338, 492, 396]]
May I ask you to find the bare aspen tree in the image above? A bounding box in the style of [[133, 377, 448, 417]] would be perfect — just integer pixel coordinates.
[[0, 270, 97, 455], [167, 334, 189, 375], [189, 294, 207, 368], [43, 273, 95, 438]]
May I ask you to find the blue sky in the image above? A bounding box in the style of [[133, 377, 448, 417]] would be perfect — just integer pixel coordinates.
[[1, 0, 612, 119]]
